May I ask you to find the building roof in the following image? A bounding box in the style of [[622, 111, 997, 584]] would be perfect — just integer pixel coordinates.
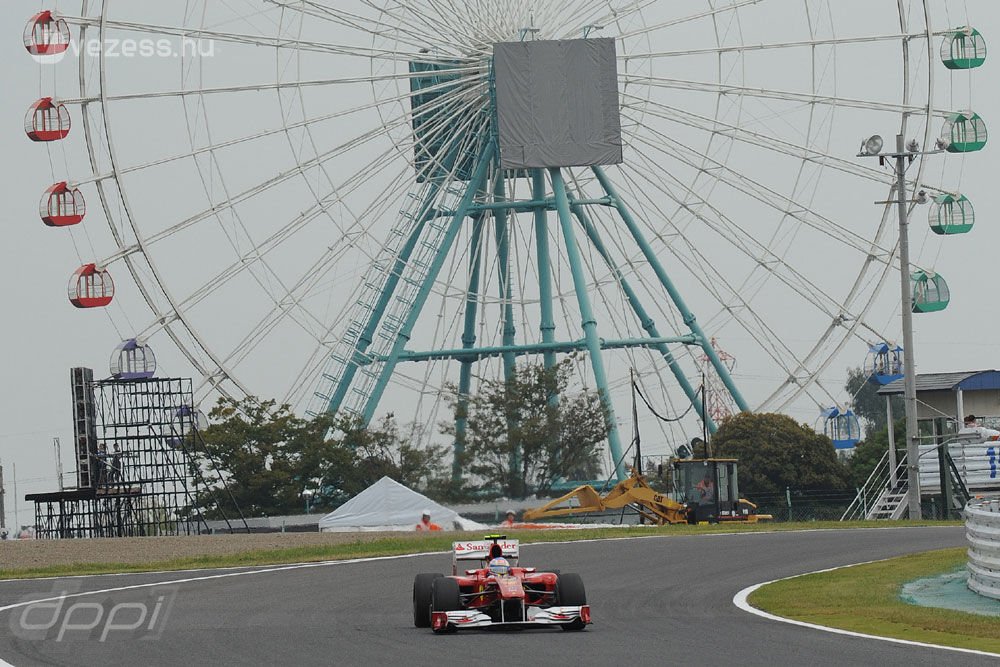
[[877, 370, 1000, 395]]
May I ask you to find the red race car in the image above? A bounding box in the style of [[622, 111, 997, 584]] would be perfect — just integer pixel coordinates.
[[412, 535, 591, 633]]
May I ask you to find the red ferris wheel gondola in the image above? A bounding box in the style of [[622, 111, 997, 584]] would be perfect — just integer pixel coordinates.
[[25, 98, 71, 142], [40, 182, 86, 227], [24, 11, 71, 56], [68, 264, 114, 308]]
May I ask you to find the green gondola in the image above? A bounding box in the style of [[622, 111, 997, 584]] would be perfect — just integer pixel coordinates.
[[911, 270, 950, 313], [929, 193, 974, 235], [941, 112, 988, 153], [941, 27, 987, 70]]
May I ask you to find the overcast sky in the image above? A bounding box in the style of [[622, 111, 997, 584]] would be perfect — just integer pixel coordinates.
[[3, 1, 1000, 530]]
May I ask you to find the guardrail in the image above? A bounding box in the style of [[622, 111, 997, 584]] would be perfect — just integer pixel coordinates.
[[966, 497, 1000, 601], [920, 440, 999, 493]]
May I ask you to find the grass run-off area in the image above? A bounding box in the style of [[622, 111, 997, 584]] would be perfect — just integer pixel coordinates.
[[749, 547, 1000, 654], [0, 520, 956, 581]]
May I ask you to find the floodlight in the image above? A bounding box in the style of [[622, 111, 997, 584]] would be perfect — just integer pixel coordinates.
[[863, 135, 884, 155]]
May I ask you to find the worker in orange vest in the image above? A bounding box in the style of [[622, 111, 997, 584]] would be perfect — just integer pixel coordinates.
[[500, 509, 516, 527], [415, 509, 442, 531]]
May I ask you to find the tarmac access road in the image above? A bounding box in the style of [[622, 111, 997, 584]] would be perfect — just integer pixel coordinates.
[[0, 526, 990, 667]]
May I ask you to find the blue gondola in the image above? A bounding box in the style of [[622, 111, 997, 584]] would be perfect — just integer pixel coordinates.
[[863, 342, 904, 385], [167, 405, 208, 448], [110, 338, 156, 380], [821, 407, 861, 450]]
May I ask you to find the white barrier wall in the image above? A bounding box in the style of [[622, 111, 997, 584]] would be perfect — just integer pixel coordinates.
[[919, 442, 1000, 493], [966, 498, 1000, 601]]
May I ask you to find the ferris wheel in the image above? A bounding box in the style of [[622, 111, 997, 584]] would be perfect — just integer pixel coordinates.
[[25, 1, 986, 478]]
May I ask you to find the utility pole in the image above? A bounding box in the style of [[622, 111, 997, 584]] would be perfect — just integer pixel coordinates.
[[11, 462, 18, 531], [0, 463, 6, 531], [631, 368, 641, 475], [858, 133, 938, 519], [892, 134, 923, 520], [54, 437, 64, 492]]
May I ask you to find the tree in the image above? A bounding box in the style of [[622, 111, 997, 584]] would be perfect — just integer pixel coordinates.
[[445, 358, 609, 499], [193, 398, 447, 518], [193, 398, 316, 518], [331, 414, 448, 497], [712, 412, 851, 496], [845, 367, 904, 436]]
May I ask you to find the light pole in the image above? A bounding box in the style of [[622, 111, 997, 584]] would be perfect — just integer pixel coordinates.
[[858, 133, 939, 520], [303, 489, 314, 515]]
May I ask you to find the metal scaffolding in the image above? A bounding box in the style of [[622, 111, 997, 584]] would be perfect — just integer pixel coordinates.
[[29, 371, 243, 538]]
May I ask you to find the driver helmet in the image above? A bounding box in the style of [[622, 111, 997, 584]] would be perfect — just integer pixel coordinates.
[[488, 557, 510, 576]]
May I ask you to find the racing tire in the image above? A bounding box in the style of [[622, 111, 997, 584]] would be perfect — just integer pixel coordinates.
[[431, 577, 462, 634], [560, 620, 587, 632], [413, 573, 442, 628], [555, 573, 586, 606], [431, 576, 461, 611], [555, 573, 587, 631]]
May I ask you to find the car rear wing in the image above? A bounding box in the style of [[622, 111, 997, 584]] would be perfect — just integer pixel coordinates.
[[452, 538, 519, 573]]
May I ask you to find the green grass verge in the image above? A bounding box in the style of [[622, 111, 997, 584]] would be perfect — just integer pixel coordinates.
[[0, 520, 956, 581], [749, 547, 1000, 654]]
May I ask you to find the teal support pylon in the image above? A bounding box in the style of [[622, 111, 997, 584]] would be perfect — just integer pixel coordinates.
[[361, 141, 497, 421], [324, 187, 437, 416], [396, 335, 699, 362], [494, 167, 517, 381], [550, 167, 628, 481], [493, 163, 521, 490], [321, 148, 748, 485], [567, 186, 716, 433], [592, 166, 750, 413], [533, 169, 557, 373], [452, 214, 486, 483]]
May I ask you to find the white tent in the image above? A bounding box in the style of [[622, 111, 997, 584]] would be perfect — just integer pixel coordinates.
[[318, 476, 486, 532]]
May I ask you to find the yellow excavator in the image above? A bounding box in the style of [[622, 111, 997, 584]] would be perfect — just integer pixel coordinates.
[[523, 458, 771, 525]]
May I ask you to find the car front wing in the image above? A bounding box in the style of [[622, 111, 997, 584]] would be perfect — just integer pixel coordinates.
[[430, 605, 591, 631]]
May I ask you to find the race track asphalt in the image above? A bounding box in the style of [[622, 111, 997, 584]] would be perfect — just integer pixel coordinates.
[[0, 526, 991, 667]]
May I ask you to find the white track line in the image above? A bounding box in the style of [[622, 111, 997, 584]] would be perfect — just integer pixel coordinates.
[[0, 559, 397, 585], [0, 529, 837, 608], [0, 528, 979, 663], [0, 529, 784, 585], [733, 560, 1000, 659], [0, 551, 448, 614], [0, 525, 957, 586]]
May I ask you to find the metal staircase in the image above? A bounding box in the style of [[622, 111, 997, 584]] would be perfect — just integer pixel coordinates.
[[842, 437, 983, 521], [935, 444, 973, 519], [310, 178, 471, 418], [841, 450, 910, 521]]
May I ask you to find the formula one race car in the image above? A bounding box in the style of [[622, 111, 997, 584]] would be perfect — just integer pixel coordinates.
[[412, 535, 591, 633]]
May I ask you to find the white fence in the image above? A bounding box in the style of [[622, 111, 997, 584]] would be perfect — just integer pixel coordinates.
[[966, 498, 1000, 601]]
